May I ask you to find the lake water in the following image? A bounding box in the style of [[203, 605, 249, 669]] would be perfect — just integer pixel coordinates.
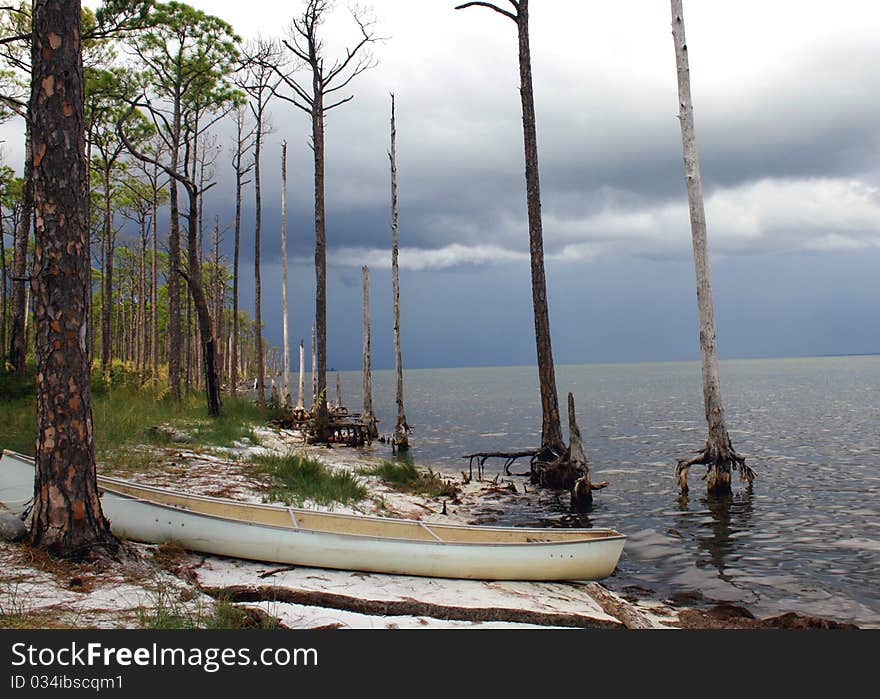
[[299, 356, 880, 627]]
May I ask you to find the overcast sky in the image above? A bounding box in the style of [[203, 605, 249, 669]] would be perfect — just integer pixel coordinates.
[[4, 0, 880, 369]]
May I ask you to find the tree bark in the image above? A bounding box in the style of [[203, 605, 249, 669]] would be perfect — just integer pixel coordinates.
[[311, 321, 316, 405], [151, 161, 159, 387], [0, 211, 7, 367], [670, 0, 754, 495], [9, 121, 32, 373], [231, 111, 246, 397], [253, 107, 265, 407], [99, 163, 113, 379], [280, 139, 291, 407], [515, 1, 564, 456], [311, 84, 330, 440], [296, 339, 305, 411], [28, 0, 117, 557], [361, 265, 377, 438], [167, 106, 182, 402], [390, 94, 408, 450], [183, 188, 222, 417], [456, 0, 564, 460]]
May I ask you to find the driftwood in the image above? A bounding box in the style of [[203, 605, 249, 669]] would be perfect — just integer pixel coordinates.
[[202, 584, 622, 629], [462, 450, 538, 481]]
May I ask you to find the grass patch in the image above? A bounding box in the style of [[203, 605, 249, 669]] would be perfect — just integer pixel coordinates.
[[253, 452, 367, 507], [361, 459, 460, 499], [0, 367, 278, 466], [137, 584, 279, 630]]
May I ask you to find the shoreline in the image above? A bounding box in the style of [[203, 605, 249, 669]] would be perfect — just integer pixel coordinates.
[[0, 422, 860, 630]]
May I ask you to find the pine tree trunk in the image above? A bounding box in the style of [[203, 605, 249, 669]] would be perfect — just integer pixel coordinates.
[[151, 162, 159, 387], [167, 110, 182, 402], [516, 0, 564, 456], [9, 121, 32, 373], [100, 164, 113, 379], [184, 192, 222, 416], [254, 114, 265, 406], [390, 95, 408, 450], [281, 140, 291, 407], [28, 0, 117, 557], [0, 213, 7, 367], [361, 265, 377, 438], [671, 0, 752, 495]]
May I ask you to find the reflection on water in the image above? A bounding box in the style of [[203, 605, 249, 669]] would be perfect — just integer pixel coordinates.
[[308, 356, 880, 626]]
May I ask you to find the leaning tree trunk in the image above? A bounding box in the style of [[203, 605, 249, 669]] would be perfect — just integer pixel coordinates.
[[361, 265, 378, 439], [28, 0, 118, 557], [8, 123, 33, 373], [184, 191, 222, 417], [389, 94, 409, 450], [515, 0, 564, 460], [280, 140, 291, 407], [670, 0, 754, 496]]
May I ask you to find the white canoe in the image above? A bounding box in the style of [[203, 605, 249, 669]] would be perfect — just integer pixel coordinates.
[[0, 449, 625, 581]]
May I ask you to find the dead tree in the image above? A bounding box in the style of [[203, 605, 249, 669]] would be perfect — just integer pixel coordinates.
[[296, 339, 305, 411], [239, 37, 282, 407], [229, 106, 254, 396], [271, 0, 380, 441], [389, 94, 409, 450], [455, 0, 567, 478], [280, 139, 291, 407], [28, 0, 117, 557], [670, 0, 755, 495], [361, 265, 378, 438], [311, 321, 316, 403], [567, 393, 608, 512]]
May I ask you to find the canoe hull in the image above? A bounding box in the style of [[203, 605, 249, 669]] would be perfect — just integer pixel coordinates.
[[1, 450, 625, 581]]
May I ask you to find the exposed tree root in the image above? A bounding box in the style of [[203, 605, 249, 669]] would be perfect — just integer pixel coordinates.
[[675, 437, 756, 495]]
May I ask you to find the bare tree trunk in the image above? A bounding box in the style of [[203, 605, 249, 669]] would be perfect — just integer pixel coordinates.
[[389, 95, 409, 450], [361, 265, 377, 438], [670, 0, 754, 496], [311, 88, 330, 440], [515, 2, 564, 457], [28, 0, 117, 557], [9, 123, 32, 373], [280, 140, 291, 407], [296, 339, 305, 411], [231, 112, 246, 397], [456, 0, 564, 466], [311, 321, 316, 404]]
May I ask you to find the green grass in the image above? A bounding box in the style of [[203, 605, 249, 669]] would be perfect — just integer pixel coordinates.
[[361, 459, 460, 499], [253, 452, 367, 507], [137, 584, 279, 630], [0, 367, 276, 465]]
